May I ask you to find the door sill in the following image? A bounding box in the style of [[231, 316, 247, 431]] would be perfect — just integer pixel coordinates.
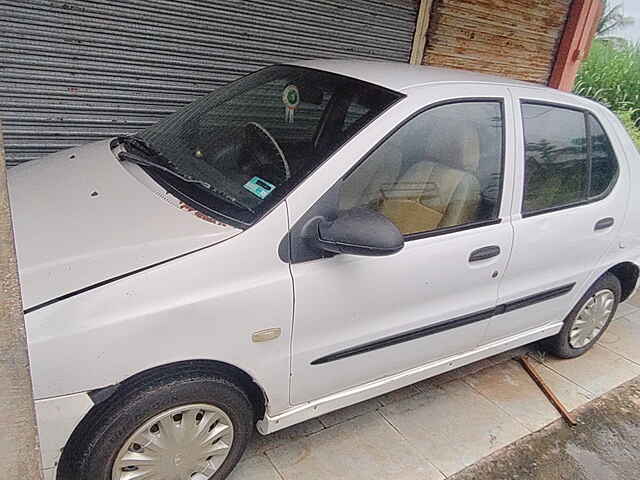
[[257, 322, 563, 434]]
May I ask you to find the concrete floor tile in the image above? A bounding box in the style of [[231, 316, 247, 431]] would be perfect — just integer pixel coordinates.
[[245, 419, 324, 458], [616, 301, 638, 318], [413, 377, 440, 392], [542, 344, 640, 396], [228, 454, 283, 480], [426, 358, 499, 386], [266, 412, 444, 480], [464, 360, 591, 432], [600, 311, 640, 364], [423, 347, 534, 387], [628, 291, 640, 307], [318, 397, 382, 428], [529, 361, 594, 409], [380, 380, 529, 476], [378, 384, 422, 406]]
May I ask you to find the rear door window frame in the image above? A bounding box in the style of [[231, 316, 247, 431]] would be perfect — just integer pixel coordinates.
[[519, 100, 620, 218]]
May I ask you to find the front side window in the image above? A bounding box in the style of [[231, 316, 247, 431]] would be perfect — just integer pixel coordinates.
[[522, 103, 618, 215], [339, 101, 504, 236], [128, 66, 401, 226]]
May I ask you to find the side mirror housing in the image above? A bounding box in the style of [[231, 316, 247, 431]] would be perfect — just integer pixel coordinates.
[[308, 207, 404, 257]]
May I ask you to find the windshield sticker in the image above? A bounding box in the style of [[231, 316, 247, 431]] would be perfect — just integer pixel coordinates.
[[244, 176, 276, 199], [282, 84, 300, 124]]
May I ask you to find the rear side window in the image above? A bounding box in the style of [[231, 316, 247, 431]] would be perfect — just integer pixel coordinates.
[[522, 103, 618, 215], [589, 114, 619, 197]]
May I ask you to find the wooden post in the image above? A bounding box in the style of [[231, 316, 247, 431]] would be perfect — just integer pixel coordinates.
[[549, 0, 604, 91], [0, 121, 43, 479], [520, 356, 578, 426], [410, 0, 435, 65]]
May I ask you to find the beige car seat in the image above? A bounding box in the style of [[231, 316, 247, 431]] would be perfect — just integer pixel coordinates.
[[378, 120, 482, 235], [339, 142, 403, 211]]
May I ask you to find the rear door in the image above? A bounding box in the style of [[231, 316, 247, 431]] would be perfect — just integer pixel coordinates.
[[483, 88, 627, 344]]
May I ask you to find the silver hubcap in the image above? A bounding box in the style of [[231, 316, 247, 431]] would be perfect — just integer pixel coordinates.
[[112, 403, 234, 480], [569, 289, 615, 349]]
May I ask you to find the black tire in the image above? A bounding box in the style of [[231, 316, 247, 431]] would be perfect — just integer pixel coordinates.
[[58, 366, 254, 480], [541, 272, 621, 358]]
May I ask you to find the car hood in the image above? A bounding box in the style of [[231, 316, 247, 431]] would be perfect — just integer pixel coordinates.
[[8, 140, 241, 311]]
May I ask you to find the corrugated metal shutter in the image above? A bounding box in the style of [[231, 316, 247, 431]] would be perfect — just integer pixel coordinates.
[[0, 0, 418, 166], [422, 0, 571, 84]]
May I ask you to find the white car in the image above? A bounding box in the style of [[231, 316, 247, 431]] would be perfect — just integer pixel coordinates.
[[9, 60, 640, 480]]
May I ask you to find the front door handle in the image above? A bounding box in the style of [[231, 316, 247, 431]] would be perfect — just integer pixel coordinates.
[[469, 245, 501, 262], [594, 217, 615, 231]]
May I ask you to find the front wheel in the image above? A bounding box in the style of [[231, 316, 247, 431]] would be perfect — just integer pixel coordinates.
[[541, 273, 620, 358], [58, 369, 254, 480]]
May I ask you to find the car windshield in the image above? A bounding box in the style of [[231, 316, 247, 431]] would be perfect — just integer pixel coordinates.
[[133, 65, 402, 226]]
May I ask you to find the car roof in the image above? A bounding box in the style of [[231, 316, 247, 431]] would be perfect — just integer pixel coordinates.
[[289, 59, 535, 91], [286, 60, 607, 115]]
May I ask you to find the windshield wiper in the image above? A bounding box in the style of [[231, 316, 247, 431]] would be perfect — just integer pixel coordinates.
[[118, 135, 160, 158], [118, 136, 255, 215], [118, 151, 212, 189]]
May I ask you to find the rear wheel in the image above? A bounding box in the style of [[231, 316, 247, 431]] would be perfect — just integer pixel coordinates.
[[541, 273, 620, 358], [58, 369, 254, 480]]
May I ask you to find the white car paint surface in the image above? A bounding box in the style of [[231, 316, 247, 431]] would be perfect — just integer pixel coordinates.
[[286, 82, 517, 404], [8, 140, 240, 310], [8, 60, 640, 477]]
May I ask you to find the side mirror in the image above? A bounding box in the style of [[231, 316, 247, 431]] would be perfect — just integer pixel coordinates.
[[308, 208, 404, 256]]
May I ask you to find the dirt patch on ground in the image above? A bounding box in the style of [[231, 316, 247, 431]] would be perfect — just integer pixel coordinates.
[[451, 376, 640, 480]]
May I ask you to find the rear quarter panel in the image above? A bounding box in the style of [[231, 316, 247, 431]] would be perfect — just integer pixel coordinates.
[[595, 107, 640, 279]]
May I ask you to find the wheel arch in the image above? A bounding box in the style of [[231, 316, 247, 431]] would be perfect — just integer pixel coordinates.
[[607, 261, 639, 302], [92, 359, 267, 419], [57, 359, 267, 478]]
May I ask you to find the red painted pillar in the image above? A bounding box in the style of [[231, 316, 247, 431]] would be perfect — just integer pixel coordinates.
[[549, 0, 603, 91]]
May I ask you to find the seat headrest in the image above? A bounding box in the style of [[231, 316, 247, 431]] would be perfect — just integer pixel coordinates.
[[376, 140, 403, 163], [424, 119, 480, 172]]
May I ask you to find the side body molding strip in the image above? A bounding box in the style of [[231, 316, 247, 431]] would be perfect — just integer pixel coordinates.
[[311, 283, 576, 365], [311, 308, 495, 365]]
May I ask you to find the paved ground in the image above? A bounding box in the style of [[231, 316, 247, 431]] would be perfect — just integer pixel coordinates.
[[230, 294, 640, 480], [451, 376, 640, 480]]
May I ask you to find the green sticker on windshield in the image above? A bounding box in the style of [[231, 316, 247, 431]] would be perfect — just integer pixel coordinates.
[[244, 176, 275, 199], [282, 85, 300, 124]]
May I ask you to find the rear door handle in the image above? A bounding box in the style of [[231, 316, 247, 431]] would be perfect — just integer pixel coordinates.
[[469, 245, 501, 262], [594, 217, 615, 231]]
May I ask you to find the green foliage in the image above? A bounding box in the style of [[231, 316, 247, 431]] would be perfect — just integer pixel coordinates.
[[574, 40, 640, 146], [574, 40, 640, 114], [616, 110, 640, 148]]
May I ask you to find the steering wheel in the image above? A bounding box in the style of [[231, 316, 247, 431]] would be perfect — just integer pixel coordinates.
[[244, 122, 291, 182]]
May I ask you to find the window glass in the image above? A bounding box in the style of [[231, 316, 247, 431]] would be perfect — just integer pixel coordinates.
[[522, 104, 588, 213], [521, 105, 619, 215], [205, 79, 330, 146], [339, 102, 504, 236], [342, 101, 371, 133], [588, 114, 618, 197], [136, 66, 401, 225]]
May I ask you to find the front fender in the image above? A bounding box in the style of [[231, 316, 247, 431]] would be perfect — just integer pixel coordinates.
[[25, 203, 293, 415]]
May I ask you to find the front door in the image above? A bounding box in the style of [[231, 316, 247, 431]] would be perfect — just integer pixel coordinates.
[[288, 95, 515, 404], [483, 90, 627, 344]]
